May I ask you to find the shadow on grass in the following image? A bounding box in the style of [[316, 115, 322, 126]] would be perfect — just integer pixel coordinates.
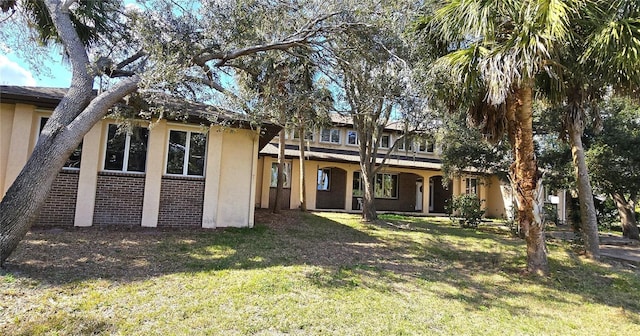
[[4, 209, 640, 320]]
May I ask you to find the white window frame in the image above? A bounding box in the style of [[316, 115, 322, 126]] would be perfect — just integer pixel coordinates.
[[380, 134, 391, 149], [102, 123, 149, 173], [346, 130, 358, 146], [320, 128, 341, 144], [352, 171, 364, 196], [165, 129, 208, 177], [292, 128, 315, 142]]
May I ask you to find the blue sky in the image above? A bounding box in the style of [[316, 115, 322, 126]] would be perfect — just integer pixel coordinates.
[[0, 50, 72, 88]]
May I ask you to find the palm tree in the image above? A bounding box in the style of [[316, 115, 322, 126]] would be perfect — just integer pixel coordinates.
[[548, 0, 640, 257], [420, 0, 579, 275]]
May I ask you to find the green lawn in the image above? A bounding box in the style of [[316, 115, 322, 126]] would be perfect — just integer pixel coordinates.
[[2, 210, 639, 335]]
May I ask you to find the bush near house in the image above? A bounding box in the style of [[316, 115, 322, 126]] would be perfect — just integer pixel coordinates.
[[447, 194, 484, 228]]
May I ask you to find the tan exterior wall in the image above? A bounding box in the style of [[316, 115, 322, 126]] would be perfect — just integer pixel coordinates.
[[255, 156, 505, 216], [217, 129, 257, 227], [0, 102, 261, 228], [484, 175, 507, 218], [0, 103, 16, 194]]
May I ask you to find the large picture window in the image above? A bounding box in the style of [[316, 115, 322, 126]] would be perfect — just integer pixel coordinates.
[[270, 162, 292, 188], [320, 128, 341, 144], [39, 117, 82, 169], [375, 173, 398, 199], [166, 130, 207, 176], [317, 168, 331, 191], [104, 124, 149, 172]]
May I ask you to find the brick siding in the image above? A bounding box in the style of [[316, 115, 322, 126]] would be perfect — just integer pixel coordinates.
[[93, 172, 145, 226], [157, 176, 205, 227], [35, 170, 79, 226]]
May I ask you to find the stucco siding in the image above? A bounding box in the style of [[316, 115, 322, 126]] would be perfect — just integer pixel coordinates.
[[217, 130, 255, 227]]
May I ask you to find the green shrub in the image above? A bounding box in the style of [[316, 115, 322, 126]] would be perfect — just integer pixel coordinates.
[[447, 194, 484, 228]]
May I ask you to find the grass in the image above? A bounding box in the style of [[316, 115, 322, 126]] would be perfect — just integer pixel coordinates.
[[1, 210, 640, 335]]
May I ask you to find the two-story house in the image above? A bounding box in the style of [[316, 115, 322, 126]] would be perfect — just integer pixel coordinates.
[[255, 115, 511, 218]]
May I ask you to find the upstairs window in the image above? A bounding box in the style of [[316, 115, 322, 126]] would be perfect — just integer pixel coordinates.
[[380, 134, 390, 148], [347, 130, 358, 146], [397, 138, 413, 151], [320, 128, 341, 144], [292, 129, 314, 141], [39, 117, 82, 169], [104, 124, 149, 172], [166, 130, 207, 176]]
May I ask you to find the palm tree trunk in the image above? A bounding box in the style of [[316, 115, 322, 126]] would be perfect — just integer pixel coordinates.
[[273, 129, 286, 214], [298, 126, 307, 211], [611, 193, 640, 240], [568, 123, 601, 258], [507, 84, 549, 275]]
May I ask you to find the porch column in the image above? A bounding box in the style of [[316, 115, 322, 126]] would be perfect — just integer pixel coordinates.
[[260, 157, 273, 208], [140, 119, 167, 227], [290, 158, 300, 209], [73, 121, 103, 227], [421, 173, 431, 215], [4, 104, 34, 196], [345, 168, 354, 211]]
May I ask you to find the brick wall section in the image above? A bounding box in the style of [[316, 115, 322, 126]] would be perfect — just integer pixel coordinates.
[[157, 176, 205, 227], [94, 172, 145, 226], [35, 170, 79, 226]]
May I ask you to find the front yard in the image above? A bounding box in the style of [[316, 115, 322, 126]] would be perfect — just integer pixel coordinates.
[[1, 210, 639, 335]]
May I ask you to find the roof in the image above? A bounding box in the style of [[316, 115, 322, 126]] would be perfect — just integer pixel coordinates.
[[260, 143, 443, 171], [327, 113, 413, 132], [0, 85, 281, 150], [0, 86, 69, 109]]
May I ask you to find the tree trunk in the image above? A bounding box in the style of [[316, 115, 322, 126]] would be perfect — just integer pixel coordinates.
[[273, 128, 286, 214], [0, 78, 139, 266], [361, 164, 377, 222], [298, 126, 307, 211], [568, 123, 601, 258], [506, 84, 549, 275], [612, 193, 640, 240]]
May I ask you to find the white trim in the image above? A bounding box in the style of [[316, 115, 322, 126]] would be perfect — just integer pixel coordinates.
[[164, 129, 208, 177], [319, 128, 341, 144], [346, 130, 358, 146], [102, 123, 149, 173]]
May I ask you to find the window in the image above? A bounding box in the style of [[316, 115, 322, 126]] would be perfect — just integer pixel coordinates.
[[317, 168, 331, 191], [426, 140, 435, 153], [39, 117, 82, 169], [270, 161, 291, 188], [320, 128, 341, 144], [166, 130, 207, 176], [104, 124, 149, 172], [347, 130, 359, 146], [352, 171, 364, 196], [466, 178, 478, 195], [292, 129, 314, 141], [380, 135, 390, 148], [375, 173, 398, 198], [397, 138, 412, 151]]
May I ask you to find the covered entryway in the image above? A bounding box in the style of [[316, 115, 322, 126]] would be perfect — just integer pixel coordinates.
[[316, 167, 346, 209], [429, 176, 452, 213]]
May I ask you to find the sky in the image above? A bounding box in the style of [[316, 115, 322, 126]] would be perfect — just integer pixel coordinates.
[[0, 50, 72, 88]]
